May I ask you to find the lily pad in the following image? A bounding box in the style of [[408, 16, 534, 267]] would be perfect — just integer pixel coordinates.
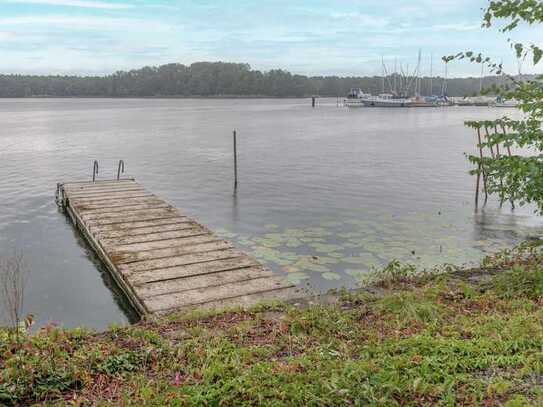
[[342, 254, 377, 265], [321, 221, 343, 228], [238, 239, 254, 246], [309, 243, 343, 253], [286, 272, 310, 285], [345, 269, 367, 278], [283, 266, 300, 273], [321, 272, 342, 281], [214, 228, 236, 238]]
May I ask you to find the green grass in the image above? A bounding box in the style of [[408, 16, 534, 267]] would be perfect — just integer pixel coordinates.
[[3, 242, 543, 406]]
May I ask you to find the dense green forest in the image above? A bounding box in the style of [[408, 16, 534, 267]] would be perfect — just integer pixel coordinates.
[[0, 61, 507, 98]]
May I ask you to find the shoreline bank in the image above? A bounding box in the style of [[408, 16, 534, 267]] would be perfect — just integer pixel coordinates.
[[3, 241, 543, 405]]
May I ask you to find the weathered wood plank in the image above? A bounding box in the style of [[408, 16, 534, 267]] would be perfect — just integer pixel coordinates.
[[70, 192, 154, 204], [145, 277, 294, 312], [113, 241, 233, 264], [101, 227, 209, 246], [63, 183, 141, 196], [85, 211, 181, 227], [90, 217, 191, 232], [156, 286, 305, 315], [110, 234, 218, 253], [67, 187, 147, 199], [64, 181, 139, 191], [136, 266, 274, 298], [63, 179, 136, 189], [126, 257, 260, 285], [94, 222, 198, 239], [63, 180, 141, 190], [117, 248, 247, 274], [74, 197, 166, 211], [77, 203, 170, 216], [81, 207, 179, 221]]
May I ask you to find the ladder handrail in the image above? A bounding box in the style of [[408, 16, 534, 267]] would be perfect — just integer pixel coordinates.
[[92, 160, 99, 182], [117, 160, 125, 180]]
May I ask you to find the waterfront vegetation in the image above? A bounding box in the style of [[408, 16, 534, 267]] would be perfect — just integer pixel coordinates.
[[3, 241, 543, 405], [0, 62, 508, 98], [448, 0, 543, 215]]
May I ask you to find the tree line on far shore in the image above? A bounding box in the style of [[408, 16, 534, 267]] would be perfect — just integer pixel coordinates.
[[0, 61, 509, 98]]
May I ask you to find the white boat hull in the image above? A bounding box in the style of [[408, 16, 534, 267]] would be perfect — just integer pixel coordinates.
[[361, 99, 413, 107]]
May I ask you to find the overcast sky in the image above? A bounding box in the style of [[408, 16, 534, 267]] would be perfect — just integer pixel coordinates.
[[0, 0, 541, 77]]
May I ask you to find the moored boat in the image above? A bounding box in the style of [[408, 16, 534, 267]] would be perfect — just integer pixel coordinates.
[[360, 93, 414, 107], [344, 88, 372, 108]]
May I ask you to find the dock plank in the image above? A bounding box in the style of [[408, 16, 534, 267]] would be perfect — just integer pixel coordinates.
[[60, 180, 302, 317], [95, 222, 198, 239], [117, 248, 247, 274], [81, 207, 179, 221], [74, 197, 166, 211], [136, 266, 274, 297], [145, 276, 294, 312], [70, 192, 155, 204], [101, 227, 209, 246], [77, 203, 170, 215], [111, 234, 218, 253], [126, 257, 260, 285], [158, 287, 305, 315], [66, 186, 146, 197], [86, 212, 181, 227], [63, 179, 137, 190], [113, 240, 233, 264]]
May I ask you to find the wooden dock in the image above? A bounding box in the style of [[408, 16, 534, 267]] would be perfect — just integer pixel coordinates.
[[58, 179, 303, 316]]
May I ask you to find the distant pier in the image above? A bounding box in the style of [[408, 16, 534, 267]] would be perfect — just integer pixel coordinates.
[[58, 179, 303, 316]]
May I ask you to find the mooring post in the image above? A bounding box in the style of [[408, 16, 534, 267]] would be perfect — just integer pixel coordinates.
[[233, 130, 238, 190]]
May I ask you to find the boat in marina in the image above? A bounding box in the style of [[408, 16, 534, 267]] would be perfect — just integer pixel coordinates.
[[451, 96, 494, 107], [344, 88, 372, 107], [493, 96, 519, 108], [359, 93, 414, 107], [345, 52, 450, 108]]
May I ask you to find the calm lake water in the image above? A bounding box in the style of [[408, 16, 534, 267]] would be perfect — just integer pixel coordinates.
[[1, 98, 541, 330]]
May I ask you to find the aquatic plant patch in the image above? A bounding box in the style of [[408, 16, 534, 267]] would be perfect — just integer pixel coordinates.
[[216, 209, 533, 290]]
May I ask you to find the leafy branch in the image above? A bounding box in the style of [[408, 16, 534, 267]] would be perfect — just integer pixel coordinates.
[[447, 1, 543, 213]]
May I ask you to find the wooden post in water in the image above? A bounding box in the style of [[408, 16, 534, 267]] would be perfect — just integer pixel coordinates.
[[476, 127, 489, 205], [475, 162, 481, 210], [484, 126, 496, 158], [488, 125, 504, 207], [499, 124, 515, 209], [499, 124, 512, 157], [233, 130, 238, 190]]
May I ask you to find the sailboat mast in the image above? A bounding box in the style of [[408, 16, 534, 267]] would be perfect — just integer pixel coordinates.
[[394, 57, 397, 95], [419, 50, 422, 95], [429, 53, 433, 96], [381, 56, 385, 94], [442, 62, 448, 96]]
